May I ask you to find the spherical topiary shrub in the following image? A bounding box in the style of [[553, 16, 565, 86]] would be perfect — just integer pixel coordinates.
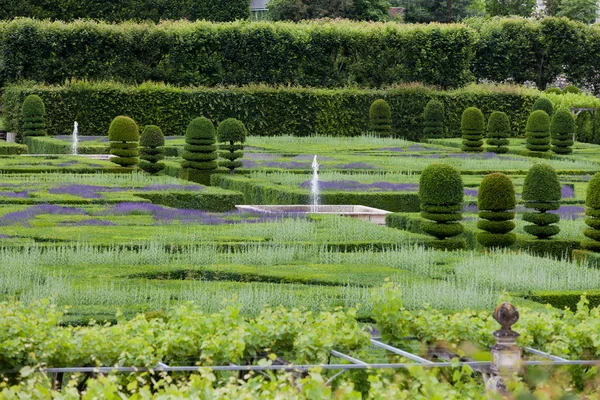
[[139, 125, 165, 174], [532, 97, 553, 117], [525, 110, 551, 153], [419, 163, 465, 249], [22, 94, 47, 138], [485, 111, 510, 154], [563, 85, 581, 94], [181, 117, 217, 184], [551, 109, 575, 155], [522, 164, 561, 239], [476, 173, 516, 248], [217, 118, 246, 175], [423, 99, 444, 139], [108, 116, 139, 167], [582, 172, 600, 252], [369, 99, 392, 137], [545, 87, 562, 95], [576, 111, 593, 143], [461, 107, 484, 152]]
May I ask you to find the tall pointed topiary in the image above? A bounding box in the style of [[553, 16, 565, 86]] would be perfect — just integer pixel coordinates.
[[369, 99, 392, 137], [532, 97, 553, 117], [108, 116, 139, 167], [476, 173, 516, 248], [551, 108, 575, 154], [419, 163, 465, 250], [22, 94, 47, 138], [217, 118, 246, 175], [139, 125, 165, 174], [461, 107, 484, 152], [180, 117, 217, 184], [522, 164, 561, 239], [582, 172, 600, 252], [423, 99, 444, 139], [485, 111, 510, 154], [526, 110, 551, 153]]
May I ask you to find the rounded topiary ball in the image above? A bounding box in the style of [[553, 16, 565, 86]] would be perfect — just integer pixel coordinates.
[[108, 116, 139, 142], [522, 164, 561, 205], [22, 94, 45, 116], [461, 107, 485, 131], [476, 173, 517, 248], [186, 117, 216, 141], [526, 110, 551, 133], [486, 111, 510, 153], [532, 97, 554, 117], [478, 172, 516, 212], [586, 172, 600, 210], [217, 118, 246, 143], [140, 125, 165, 148], [419, 163, 463, 206], [551, 108, 575, 154]]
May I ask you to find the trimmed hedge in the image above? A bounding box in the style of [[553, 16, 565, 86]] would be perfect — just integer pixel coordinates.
[[476, 172, 516, 248], [21, 94, 47, 139], [369, 99, 392, 137], [108, 116, 139, 167], [423, 99, 444, 139], [582, 173, 600, 252], [461, 107, 484, 152], [518, 239, 580, 260], [485, 111, 510, 153], [2, 81, 539, 141], [0, 142, 28, 155], [550, 108, 575, 154], [0, 19, 477, 89], [134, 189, 243, 212], [525, 110, 550, 152], [181, 117, 217, 184], [521, 290, 600, 311], [522, 164, 561, 239], [217, 118, 246, 174], [140, 125, 165, 175], [213, 175, 421, 213]]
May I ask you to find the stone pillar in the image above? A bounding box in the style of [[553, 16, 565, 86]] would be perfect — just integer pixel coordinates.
[[487, 302, 522, 393]]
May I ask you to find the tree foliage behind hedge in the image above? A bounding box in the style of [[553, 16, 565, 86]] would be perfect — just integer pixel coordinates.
[[2, 82, 538, 140], [0, 0, 250, 22]]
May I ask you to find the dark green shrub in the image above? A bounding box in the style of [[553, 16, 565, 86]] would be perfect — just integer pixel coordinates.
[[563, 85, 581, 94], [369, 99, 392, 137], [423, 100, 444, 139], [582, 172, 600, 252], [476, 172, 516, 248], [522, 164, 561, 239], [551, 108, 575, 154], [22, 94, 47, 139], [525, 110, 551, 152], [545, 87, 562, 95], [181, 117, 217, 182], [575, 111, 593, 143], [419, 163, 464, 248], [461, 107, 484, 152], [593, 107, 600, 145], [139, 125, 165, 174], [532, 97, 553, 117], [108, 116, 139, 167], [217, 118, 246, 175], [485, 111, 510, 154]]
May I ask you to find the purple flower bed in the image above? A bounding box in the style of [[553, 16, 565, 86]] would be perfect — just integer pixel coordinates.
[[464, 188, 478, 197], [0, 205, 88, 226], [262, 161, 309, 169], [377, 147, 405, 152], [291, 154, 334, 161], [245, 153, 282, 161], [333, 162, 376, 170], [242, 159, 258, 168], [561, 184, 575, 199], [139, 184, 203, 191], [299, 180, 418, 192], [0, 191, 29, 198], [49, 184, 115, 199], [549, 205, 585, 220], [59, 219, 116, 227], [58, 161, 79, 167]]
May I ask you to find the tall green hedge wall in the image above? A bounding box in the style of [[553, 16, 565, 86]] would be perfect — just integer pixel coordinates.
[[0, 1, 250, 22], [2, 18, 600, 92], [2, 82, 538, 140], [0, 19, 476, 89]]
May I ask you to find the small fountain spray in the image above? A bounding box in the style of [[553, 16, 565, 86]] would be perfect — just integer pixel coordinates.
[[311, 155, 320, 212], [72, 121, 78, 156]]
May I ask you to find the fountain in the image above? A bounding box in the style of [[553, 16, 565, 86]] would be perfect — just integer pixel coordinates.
[[235, 154, 391, 225], [72, 121, 78, 156]]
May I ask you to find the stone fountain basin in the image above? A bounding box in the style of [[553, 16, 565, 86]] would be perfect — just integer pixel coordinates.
[[235, 205, 391, 225]]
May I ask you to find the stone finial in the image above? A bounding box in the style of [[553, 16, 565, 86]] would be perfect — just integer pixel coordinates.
[[493, 302, 519, 337]]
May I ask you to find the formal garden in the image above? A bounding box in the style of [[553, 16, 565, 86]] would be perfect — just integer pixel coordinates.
[[3, 2, 600, 397]]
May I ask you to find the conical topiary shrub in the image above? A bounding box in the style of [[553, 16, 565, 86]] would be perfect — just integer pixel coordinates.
[[419, 163, 465, 250], [139, 125, 165, 174], [108, 116, 139, 167], [423, 99, 444, 139], [476, 173, 516, 248], [461, 107, 484, 152], [180, 117, 217, 184], [217, 118, 246, 175], [522, 164, 561, 239], [485, 111, 510, 154], [525, 110, 551, 153], [582, 172, 600, 252], [551, 109, 575, 155], [532, 97, 553, 117], [22, 94, 47, 138], [576, 111, 593, 143], [369, 99, 392, 137]]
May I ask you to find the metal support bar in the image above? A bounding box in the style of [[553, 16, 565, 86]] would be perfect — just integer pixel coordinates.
[[330, 350, 368, 365], [370, 338, 434, 364], [156, 362, 169, 368], [524, 347, 568, 362]]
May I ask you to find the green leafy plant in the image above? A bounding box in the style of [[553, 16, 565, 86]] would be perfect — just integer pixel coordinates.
[[21, 94, 46, 139], [582, 172, 600, 252], [522, 164, 561, 239], [181, 117, 218, 184], [418, 163, 465, 249], [369, 99, 392, 137], [575, 111, 593, 143], [461, 107, 484, 152], [108, 116, 139, 167], [550, 108, 575, 154], [217, 118, 246, 175], [476, 173, 516, 248], [563, 85, 582, 94], [532, 97, 554, 117], [525, 110, 551, 153], [485, 111, 510, 153], [139, 125, 165, 174], [423, 99, 444, 139], [545, 87, 562, 94]]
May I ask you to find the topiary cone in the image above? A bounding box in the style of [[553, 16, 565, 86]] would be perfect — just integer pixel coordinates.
[[108, 116, 139, 167], [486, 111, 510, 154], [476, 172, 516, 248], [461, 107, 484, 153], [522, 164, 561, 239]]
